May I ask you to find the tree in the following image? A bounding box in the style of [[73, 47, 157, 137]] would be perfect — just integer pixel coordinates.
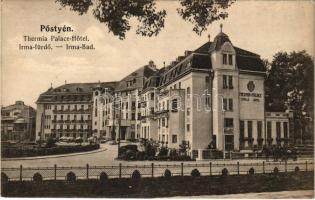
[[56, 0, 234, 39], [265, 51, 314, 142], [45, 137, 57, 148]]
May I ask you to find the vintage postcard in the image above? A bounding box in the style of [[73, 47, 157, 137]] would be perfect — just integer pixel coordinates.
[[1, 0, 314, 198]]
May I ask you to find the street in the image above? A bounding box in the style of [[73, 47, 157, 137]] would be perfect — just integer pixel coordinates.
[[2, 143, 313, 168]]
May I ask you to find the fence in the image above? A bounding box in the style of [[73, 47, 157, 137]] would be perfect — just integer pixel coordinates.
[[2, 160, 313, 181]]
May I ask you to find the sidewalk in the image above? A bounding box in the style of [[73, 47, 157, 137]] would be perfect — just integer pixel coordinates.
[[1, 147, 107, 161]]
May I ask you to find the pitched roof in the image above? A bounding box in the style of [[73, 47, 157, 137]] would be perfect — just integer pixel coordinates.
[[155, 32, 265, 87], [115, 65, 158, 92], [36, 82, 118, 103]]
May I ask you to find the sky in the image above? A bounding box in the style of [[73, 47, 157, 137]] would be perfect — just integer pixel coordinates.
[[1, 0, 314, 108]]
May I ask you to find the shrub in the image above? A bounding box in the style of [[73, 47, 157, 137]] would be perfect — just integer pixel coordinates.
[[248, 167, 255, 175], [99, 172, 108, 184], [295, 166, 300, 173], [222, 168, 229, 176], [273, 167, 279, 174], [45, 137, 56, 148], [131, 170, 141, 180], [164, 169, 172, 178], [66, 171, 76, 182], [191, 169, 200, 177], [33, 173, 43, 182], [1, 173, 8, 183]]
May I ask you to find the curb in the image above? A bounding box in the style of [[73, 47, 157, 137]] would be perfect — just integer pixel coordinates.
[[2, 148, 107, 161]]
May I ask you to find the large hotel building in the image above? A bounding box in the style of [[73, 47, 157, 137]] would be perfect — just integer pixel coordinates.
[[36, 31, 292, 156]]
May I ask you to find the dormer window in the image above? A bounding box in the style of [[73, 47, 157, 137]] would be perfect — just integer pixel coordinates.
[[228, 55, 233, 65], [223, 54, 227, 65], [223, 53, 233, 65]]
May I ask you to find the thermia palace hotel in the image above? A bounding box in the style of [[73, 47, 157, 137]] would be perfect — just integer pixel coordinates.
[[36, 30, 293, 158]]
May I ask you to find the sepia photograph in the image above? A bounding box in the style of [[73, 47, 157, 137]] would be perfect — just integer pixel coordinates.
[[0, 0, 314, 198]]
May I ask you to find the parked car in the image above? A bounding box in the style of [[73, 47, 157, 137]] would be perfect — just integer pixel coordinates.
[[118, 144, 139, 160]]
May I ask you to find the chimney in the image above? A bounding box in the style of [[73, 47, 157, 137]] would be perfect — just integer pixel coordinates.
[[185, 50, 192, 56], [148, 60, 156, 70], [16, 101, 24, 105]]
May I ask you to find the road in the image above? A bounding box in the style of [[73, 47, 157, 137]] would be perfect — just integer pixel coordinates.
[[2, 143, 314, 168]]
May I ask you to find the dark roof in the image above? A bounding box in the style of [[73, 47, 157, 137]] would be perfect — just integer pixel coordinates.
[[236, 55, 266, 72], [143, 76, 160, 92], [1, 101, 35, 112], [209, 32, 232, 52], [37, 82, 118, 103], [157, 32, 265, 87], [115, 65, 158, 92]]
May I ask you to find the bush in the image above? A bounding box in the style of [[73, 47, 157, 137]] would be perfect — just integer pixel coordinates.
[[66, 171, 76, 182], [2, 144, 100, 158], [1, 173, 8, 183], [248, 167, 255, 175], [274, 167, 279, 174], [222, 168, 229, 176], [295, 166, 300, 173], [164, 169, 172, 178], [45, 137, 56, 148], [158, 147, 168, 157], [131, 170, 141, 180], [33, 173, 43, 182], [191, 169, 200, 177], [99, 172, 108, 184]]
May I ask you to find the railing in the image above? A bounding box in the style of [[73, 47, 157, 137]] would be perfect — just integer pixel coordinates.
[[2, 161, 313, 181]]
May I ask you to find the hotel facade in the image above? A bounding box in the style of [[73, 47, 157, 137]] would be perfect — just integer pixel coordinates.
[[36, 31, 292, 156]]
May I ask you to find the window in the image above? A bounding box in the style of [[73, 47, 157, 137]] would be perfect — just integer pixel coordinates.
[[239, 121, 245, 147], [257, 121, 262, 138], [224, 118, 234, 128], [172, 99, 178, 111], [187, 108, 190, 116], [174, 84, 177, 89], [126, 102, 128, 109], [228, 76, 233, 89], [205, 95, 210, 107], [228, 99, 233, 111], [283, 122, 288, 138], [132, 113, 135, 120], [186, 124, 190, 132], [223, 75, 233, 89], [267, 122, 272, 139], [178, 82, 181, 89], [162, 118, 166, 127], [247, 121, 253, 138], [126, 113, 128, 119], [223, 75, 227, 89], [150, 93, 154, 100], [223, 98, 227, 111], [276, 122, 281, 139], [172, 135, 177, 143], [223, 53, 227, 64], [187, 87, 191, 95], [228, 55, 233, 65]]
